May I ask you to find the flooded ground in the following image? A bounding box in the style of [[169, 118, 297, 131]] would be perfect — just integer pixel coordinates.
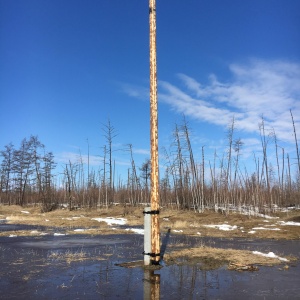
[[0, 224, 299, 299]]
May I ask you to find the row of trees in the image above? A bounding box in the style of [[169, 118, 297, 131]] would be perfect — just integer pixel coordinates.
[[1, 115, 300, 212], [0, 136, 56, 210]]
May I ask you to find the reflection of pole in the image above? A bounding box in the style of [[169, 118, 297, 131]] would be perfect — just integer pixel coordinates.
[[150, 272, 160, 300], [143, 270, 160, 300], [149, 0, 160, 265]]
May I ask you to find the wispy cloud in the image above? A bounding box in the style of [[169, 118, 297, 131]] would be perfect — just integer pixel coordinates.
[[159, 59, 300, 144], [133, 148, 150, 156], [120, 83, 148, 101], [56, 152, 102, 166], [56, 151, 132, 169]]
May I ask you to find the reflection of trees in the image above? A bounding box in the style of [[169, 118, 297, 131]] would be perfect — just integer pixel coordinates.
[[162, 265, 221, 299]]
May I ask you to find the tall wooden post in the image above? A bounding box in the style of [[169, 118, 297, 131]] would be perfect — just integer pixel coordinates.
[[149, 0, 160, 265]]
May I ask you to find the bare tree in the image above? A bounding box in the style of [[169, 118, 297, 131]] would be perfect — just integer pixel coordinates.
[[13, 138, 34, 206], [128, 144, 141, 205], [102, 119, 118, 204], [226, 117, 235, 188], [140, 158, 151, 202], [259, 117, 271, 207], [0, 143, 15, 205], [290, 110, 300, 177]]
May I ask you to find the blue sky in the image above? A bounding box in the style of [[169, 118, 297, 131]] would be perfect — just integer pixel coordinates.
[[1, 0, 300, 181]]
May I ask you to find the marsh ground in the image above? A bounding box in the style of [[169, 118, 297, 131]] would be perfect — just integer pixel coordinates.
[[1, 205, 300, 299], [1, 204, 300, 239]]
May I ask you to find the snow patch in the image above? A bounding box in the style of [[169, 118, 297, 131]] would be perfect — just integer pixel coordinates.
[[74, 229, 85, 232], [91, 217, 127, 225], [252, 227, 281, 231], [21, 210, 30, 214], [54, 233, 66, 236], [173, 230, 183, 233], [125, 228, 144, 235], [9, 234, 17, 237], [277, 221, 300, 226], [240, 208, 279, 219], [203, 224, 237, 231], [252, 251, 289, 262]]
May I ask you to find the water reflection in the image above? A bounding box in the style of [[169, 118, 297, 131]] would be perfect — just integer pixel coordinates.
[[142, 262, 223, 300], [1, 233, 299, 299], [159, 265, 221, 299], [143, 270, 160, 300]]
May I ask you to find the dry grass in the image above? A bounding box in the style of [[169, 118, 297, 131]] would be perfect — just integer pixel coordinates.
[[160, 208, 300, 240], [1, 204, 298, 272], [48, 249, 96, 264], [1, 204, 300, 239], [1, 204, 142, 227], [164, 246, 296, 269]]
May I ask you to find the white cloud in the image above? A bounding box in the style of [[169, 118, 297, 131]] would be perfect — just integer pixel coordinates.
[[121, 83, 148, 100], [133, 148, 150, 155], [159, 59, 300, 144], [56, 152, 131, 169], [56, 151, 102, 166]]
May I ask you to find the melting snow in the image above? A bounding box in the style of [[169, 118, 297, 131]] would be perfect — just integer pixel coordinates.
[[54, 233, 66, 236], [21, 210, 30, 214], [252, 251, 289, 262], [254, 213, 279, 219], [252, 227, 281, 231], [74, 229, 85, 232], [277, 221, 300, 226], [91, 217, 127, 225], [241, 209, 279, 219], [9, 234, 17, 237], [173, 230, 183, 233], [248, 230, 256, 234], [203, 224, 237, 231], [125, 228, 144, 235]]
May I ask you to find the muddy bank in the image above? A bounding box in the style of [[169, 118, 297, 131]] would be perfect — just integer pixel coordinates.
[[0, 232, 299, 299]]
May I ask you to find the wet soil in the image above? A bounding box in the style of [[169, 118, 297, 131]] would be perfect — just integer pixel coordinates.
[[0, 224, 299, 299]]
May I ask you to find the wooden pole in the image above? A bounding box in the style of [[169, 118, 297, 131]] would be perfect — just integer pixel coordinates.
[[149, 0, 160, 265]]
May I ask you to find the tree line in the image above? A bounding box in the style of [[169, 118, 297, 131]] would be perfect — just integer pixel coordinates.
[[1, 114, 300, 213]]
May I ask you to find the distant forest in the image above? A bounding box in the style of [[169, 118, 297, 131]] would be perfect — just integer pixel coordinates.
[[1, 115, 300, 212]]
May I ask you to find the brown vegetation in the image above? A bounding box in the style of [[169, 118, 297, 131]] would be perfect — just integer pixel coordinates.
[[1, 204, 299, 240], [1, 204, 298, 270], [164, 246, 296, 269]]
